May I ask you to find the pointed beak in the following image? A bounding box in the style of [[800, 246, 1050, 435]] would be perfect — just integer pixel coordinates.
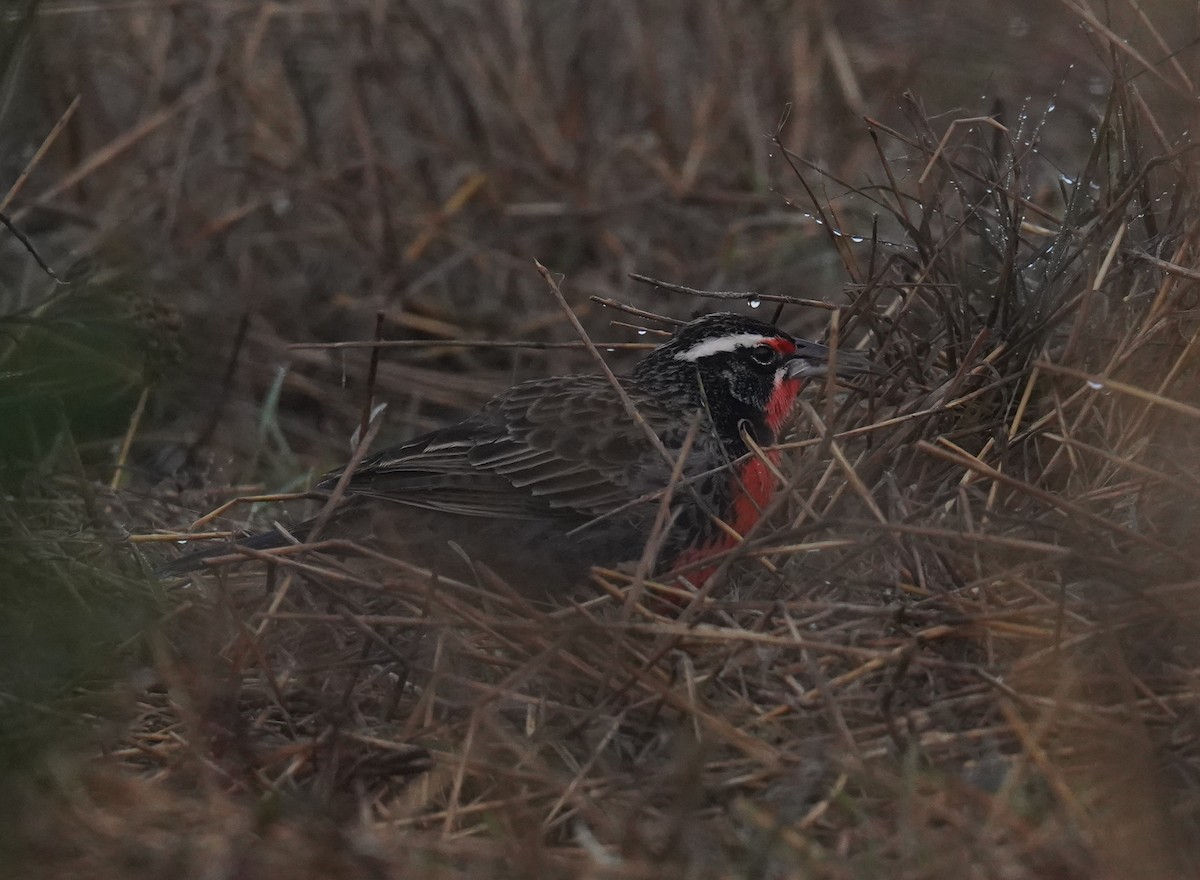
[[784, 339, 883, 380]]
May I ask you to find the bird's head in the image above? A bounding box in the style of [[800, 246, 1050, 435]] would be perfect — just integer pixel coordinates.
[[633, 312, 879, 448]]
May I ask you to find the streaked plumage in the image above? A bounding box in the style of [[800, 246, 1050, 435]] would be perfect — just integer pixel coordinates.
[[160, 313, 878, 592]]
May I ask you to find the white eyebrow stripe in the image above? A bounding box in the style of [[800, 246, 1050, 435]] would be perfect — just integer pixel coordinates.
[[674, 333, 771, 362]]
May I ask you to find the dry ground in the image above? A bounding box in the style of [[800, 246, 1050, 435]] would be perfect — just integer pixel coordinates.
[[3, 2, 1200, 878]]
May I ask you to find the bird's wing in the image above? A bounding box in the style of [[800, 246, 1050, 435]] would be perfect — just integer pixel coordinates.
[[320, 376, 678, 520]]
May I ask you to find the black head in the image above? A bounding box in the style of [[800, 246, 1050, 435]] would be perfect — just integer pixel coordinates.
[[632, 312, 876, 450]]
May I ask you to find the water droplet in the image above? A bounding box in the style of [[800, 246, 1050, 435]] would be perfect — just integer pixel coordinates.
[[748, 297, 761, 309], [1087, 380, 1104, 390], [176, 540, 189, 546], [605, 347, 615, 353], [637, 328, 647, 336], [849, 235, 865, 243]]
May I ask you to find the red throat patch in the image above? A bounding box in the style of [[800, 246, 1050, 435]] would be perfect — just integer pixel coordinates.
[[670, 453, 782, 588], [669, 335, 804, 589], [765, 375, 803, 434], [670, 393, 800, 588]]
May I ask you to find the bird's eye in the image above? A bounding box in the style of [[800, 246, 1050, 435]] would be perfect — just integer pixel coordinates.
[[750, 344, 777, 366]]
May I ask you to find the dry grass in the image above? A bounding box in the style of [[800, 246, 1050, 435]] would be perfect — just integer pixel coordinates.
[[4, 2, 1200, 878]]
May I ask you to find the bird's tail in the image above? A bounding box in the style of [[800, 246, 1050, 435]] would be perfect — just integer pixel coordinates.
[[154, 523, 311, 578]]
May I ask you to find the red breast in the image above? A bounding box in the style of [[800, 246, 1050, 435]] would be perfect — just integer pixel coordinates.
[[670, 373, 804, 586]]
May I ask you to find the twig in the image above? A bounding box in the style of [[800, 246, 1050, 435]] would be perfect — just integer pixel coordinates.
[[288, 339, 653, 351], [110, 385, 151, 490], [535, 261, 676, 466], [19, 82, 218, 220], [0, 94, 81, 213], [0, 211, 63, 282], [359, 310, 386, 443], [589, 296, 685, 326], [1034, 360, 1200, 423], [625, 415, 701, 620], [628, 273, 836, 311]]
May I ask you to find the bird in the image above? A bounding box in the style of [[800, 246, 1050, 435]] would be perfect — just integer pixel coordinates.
[[159, 312, 879, 593]]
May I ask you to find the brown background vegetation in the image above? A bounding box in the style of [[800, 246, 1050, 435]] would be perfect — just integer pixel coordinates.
[[4, 1, 1200, 878], [4, 0, 1117, 475]]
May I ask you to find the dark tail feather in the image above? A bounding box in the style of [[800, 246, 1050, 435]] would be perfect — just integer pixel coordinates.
[[154, 523, 311, 578]]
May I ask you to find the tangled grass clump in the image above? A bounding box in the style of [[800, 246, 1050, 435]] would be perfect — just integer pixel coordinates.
[[4, 3, 1200, 877], [87, 71, 1200, 880]]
